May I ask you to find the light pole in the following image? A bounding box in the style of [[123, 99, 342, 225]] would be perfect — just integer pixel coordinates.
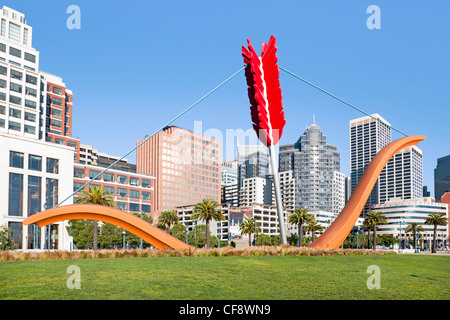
[[122, 229, 126, 250], [228, 213, 231, 247], [140, 211, 143, 249], [399, 221, 403, 253], [193, 219, 197, 247]]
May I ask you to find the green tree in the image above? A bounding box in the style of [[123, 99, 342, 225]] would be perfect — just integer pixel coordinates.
[[304, 217, 324, 243], [158, 210, 179, 233], [364, 211, 387, 250], [239, 217, 261, 247], [75, 185, 115, 250], [0, 226, 17, 251], [191, 199, 225, 248], [98, 222, 123, 249], [288, 208, 313, 247], [170, 223, 187, 242], [405, 223, 424, 249], [67, 219, 94, 249], [125, 212, 154, 247], [187, 224, 218, 248], [256, 233, 273, 246], [425, 213, 448, 253]]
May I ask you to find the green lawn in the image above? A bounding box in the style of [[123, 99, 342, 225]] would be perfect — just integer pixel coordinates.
[[0, 254, 448, 300]]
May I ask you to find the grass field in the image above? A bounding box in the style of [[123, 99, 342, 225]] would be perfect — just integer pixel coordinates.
[[1, 253, 449, 300]]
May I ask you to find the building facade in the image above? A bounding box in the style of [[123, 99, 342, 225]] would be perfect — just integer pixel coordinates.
[[350, 114, 391, 210], [73, 163, 155, 217], [239, 176, 273, 207], [434, 154, 450, 202], [373, 197, 449, 250], [136, 126, 221, 213], [237, 144, 269, 188], [279, 122, 344, 213], [0, 133, 74, 250]]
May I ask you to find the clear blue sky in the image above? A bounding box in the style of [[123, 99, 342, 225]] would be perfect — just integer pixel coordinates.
[[6, 0, 449, 197]]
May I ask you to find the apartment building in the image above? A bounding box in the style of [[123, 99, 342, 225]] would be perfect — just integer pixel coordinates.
[[136, 126, 221, 213], [73, 163, 155, 216]]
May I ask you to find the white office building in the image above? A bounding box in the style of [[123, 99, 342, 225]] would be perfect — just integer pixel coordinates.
[[0, 133, 74, 250], [373, 197, 448, 250]]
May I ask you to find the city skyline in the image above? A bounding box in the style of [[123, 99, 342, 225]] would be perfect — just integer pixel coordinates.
[[2, 0, 449, 198]]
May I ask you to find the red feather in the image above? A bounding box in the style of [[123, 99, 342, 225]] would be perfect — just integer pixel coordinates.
[[242, 35, 286, 147]]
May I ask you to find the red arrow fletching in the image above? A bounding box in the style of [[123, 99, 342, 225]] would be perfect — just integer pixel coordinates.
[[242, 35, 286, 147]]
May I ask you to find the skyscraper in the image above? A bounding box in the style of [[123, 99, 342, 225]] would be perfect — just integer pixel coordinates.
[[237, 144, 269, 188], [435, 155, 450, 202], [350, 114, 391, 209], [350, 113, 423, 211], [279, 122, 344, 213], [136, 126, 221, 214]]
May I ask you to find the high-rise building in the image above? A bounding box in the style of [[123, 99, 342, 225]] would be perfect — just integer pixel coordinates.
[[379, 146, 423, 203], [0, 6, 77, 250], [239, 176, 273, 207], [136, 126, 221, 214], [435, 155, 450, 202], [350, 114, 391, 210], [237, 144, 269, 188], [350, 114, 423, 212], [279, 122, 344, 213]]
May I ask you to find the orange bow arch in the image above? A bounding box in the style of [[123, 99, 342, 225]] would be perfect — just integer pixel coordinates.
[[23, 204, 192, 250], [309, 135, 426, 249]]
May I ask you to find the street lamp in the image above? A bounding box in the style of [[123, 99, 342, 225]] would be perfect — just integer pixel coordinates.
[[122, 229, 126, 250], [193, 219, 197, 247], [399, 221, 403, 253], [140, 211, 143, 249]]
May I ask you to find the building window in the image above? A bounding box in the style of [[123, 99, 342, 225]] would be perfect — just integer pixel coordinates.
[[52, 86, 63, 95], [74, 168, 84, 178], [116, 202, 127, 211], [25, 87, 37, 97], [10, 82, 22, 93], [104, 173, 114, 182], [103, 186, 114, 195], [28, 176, 41, 216], [73, 182, 84, 192], [89, 170, 100, 180], [52, 97, 62, 106], [8, 22, 20, 42], [8, 222, 22, 249], [129, 190, 139, 199], [52, 108, 62, 117], [117, 175, 127, 184], [46, 158, 59, 174], [0, 65, 6, 75], [10, 69, 22, 80], [142, 192, 151, 201], [117, 188, 127, 198], [9, 46, 21, 58], [26, 74, 37, 85], [28, 154, 42, 171], [141, 204, 150, 213], [9, 95, 22, 105], [24, 125, 35, 134], [51, 119, 62, 128], [142, 179, 151, 188], [24, 111, 36, 122], [9, 107, 21, 118], [130, 177, 140, 186], [10, 151, 24, 168], [129, 203, 139, 212], [9, 173, 23, 216], [23, 28, 28, 45], [8, 121, 21, 131], [46, 178, 58, 209]]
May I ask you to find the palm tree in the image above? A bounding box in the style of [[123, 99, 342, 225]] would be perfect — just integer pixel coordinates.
[[425, 213, 448, 253], [158, 210, 179, 233], [364, 211, 387, 250], [405, 223, 424, 249], [304, 218, 324, 243], [75, 185, 115, 250], [288, 208, 313, 247], [239, 217, 261, 247], [191, 199, 225, 248]]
